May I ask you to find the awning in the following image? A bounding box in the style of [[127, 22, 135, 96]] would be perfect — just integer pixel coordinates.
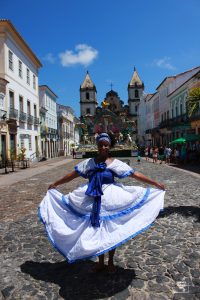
[[170, 135, 200, 144]]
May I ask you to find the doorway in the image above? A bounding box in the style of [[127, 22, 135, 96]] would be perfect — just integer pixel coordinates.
[[1, 135, 6, 161]]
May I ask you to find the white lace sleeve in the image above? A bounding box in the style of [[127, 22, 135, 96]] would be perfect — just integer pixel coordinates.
[[108, 159, 135, 178], [74, 158, 93, 178]]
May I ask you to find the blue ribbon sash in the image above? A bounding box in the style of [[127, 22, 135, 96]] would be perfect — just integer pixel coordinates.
[[85, 162, 111, 227]]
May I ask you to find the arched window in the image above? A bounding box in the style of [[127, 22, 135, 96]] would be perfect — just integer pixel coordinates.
[[135, 89, 139, 98], [175, 105, 178, 117], [86, 108, 91, 114], [180, 102, 183, 115], [86, 92, 90, 100]]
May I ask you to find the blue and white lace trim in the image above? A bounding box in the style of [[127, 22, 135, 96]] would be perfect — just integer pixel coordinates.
[[61, 188, 150, 221], [38, 205, 164, 264]]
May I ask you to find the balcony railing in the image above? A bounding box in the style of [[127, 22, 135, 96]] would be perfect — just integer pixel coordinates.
[[34, 117, 40, 125], [27, 114, 34, 124], [19, 111, 27, 122], [159, 114, 189, 128], [9, 108, 18, 120], [0, 109, 7, 121], [47, 127, 57, 135], [145, 129, 152, 134], [61, 132, 74, 139], [189, 110, 200, 121]]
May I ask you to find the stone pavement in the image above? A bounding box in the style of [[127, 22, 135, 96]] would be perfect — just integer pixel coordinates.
[[0, 158, 200, 299]]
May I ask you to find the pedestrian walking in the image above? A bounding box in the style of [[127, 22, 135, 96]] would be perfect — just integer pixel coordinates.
[[174, 148, 180, 164], [152, 147, 158, 163], [38, 132, 165, 273], [164, 146, 172, 164], [145, 147, 149, 161], [72, 148, 76, 159], [158, 145, 165, 164]]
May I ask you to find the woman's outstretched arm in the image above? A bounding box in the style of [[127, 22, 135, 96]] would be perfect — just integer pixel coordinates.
[[48, 170, 80, 189], [130, 171, 165, 190]]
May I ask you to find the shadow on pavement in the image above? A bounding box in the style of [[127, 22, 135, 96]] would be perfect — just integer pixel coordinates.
[[21, 260, 136, 299], [159, 205, 200, 222], [169, 162, 200, 175]]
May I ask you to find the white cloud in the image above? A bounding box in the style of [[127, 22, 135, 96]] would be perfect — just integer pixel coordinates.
[[43, 53, 56, 64], [152, 57, 176, 70], [59, 44, 98, 67]]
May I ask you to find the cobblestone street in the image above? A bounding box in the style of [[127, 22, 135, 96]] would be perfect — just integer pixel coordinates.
[[0, 158, 200, 300]]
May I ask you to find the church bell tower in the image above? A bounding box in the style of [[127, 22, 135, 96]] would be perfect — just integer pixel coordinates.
[[128, 67, 144, 124], [80, 71, 98, 117]]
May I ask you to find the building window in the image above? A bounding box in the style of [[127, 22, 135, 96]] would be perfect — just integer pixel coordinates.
[[135, 105, 137, 113], [167, 110, 169, 119], [8, 50, 13, 70], [180, 103, 183, 115], [33, 74, 36, 89], [34, 104, 37, 117], [9, 91, 14, 108], [86, 108, 91, 114], [135, 90, 139, 98], [27, 100, 31, 115], [20, 138, 25, 148], [175, 105, 178, 117], [86, 92, 90, 100], [28, 135, 32, 150], [27, 68, 30, 84], [19, 60, 22, 78], [171, 108, 174, 118], [19, 96, 23, 111]]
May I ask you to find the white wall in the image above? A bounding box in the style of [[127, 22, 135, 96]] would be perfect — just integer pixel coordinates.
[[3, 33, 40, 158]]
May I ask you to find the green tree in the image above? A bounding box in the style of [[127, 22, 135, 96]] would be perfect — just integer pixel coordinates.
[[187, 86, 200, 117]]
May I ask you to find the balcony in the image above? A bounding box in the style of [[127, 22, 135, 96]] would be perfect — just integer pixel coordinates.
[[34, 117, 40, 125], [9, 108, 18, 120], [0, 109, 7, 122], [19, 111, 27, 122], [27, 114, 34, 124], [159, 119, 171, 129], [189, 110, 200, 122], [159, 114, 189, 129], [47, 127, 57, 135], [145, 129, 152, 134]]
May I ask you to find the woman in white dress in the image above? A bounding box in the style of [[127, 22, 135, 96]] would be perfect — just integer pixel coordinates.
[[38, 133, 165, 273]]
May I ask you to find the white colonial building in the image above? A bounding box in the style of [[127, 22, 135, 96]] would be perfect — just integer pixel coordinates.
[[39, 85, 58, 158], [57, 104, 79, 156], [0, 19, 42, 161]]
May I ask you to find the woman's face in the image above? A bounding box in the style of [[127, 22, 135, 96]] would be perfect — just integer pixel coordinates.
[[97, 140, 110, 156]]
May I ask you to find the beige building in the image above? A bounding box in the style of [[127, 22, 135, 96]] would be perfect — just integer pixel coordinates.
[[39, 85, 58, 159], [57, 104, 78, 156]]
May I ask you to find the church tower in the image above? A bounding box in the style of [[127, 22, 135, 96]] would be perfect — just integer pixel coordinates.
[[128, 67, 144, 119], [80, 71, 98, 117]]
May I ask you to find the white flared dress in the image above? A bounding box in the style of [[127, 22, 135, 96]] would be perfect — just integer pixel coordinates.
[[38, 158, 165, 263]]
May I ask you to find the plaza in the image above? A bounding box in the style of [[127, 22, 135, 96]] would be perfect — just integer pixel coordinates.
[[0, 158, 200, 299]]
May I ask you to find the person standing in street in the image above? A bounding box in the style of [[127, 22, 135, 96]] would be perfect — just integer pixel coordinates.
[[158, 145, 165, 164], [39, 133, 165, 273], [164, 146, 172, 164], [72, 148, 76, 159]]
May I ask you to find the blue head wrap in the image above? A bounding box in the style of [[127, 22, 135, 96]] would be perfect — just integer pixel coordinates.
[[96, 133, 111, 145]]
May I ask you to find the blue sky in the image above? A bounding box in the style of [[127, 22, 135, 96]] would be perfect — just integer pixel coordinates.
[[1, 0, 200, 116]]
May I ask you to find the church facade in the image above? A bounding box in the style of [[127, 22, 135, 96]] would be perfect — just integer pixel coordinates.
[[79, 69, 144, 144]]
